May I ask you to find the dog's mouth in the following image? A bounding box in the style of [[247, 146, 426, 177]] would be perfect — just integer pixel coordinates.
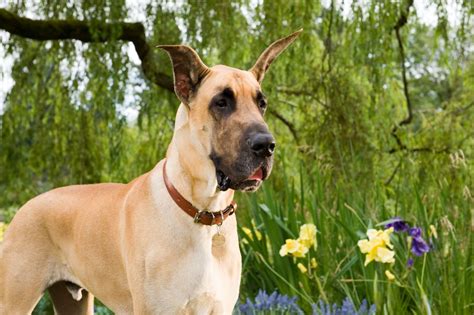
[[216, 165, 269, 192]]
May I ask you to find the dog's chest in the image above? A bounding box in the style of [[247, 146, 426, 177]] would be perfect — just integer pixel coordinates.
[[143, 227, 242, 314]]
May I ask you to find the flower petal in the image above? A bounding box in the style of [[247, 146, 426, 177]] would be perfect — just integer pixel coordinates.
[[385, 270, 395, 281]]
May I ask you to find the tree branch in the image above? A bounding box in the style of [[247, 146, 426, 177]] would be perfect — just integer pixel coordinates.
[[388, 145, 450, 154], [267, 108, 299, 144], [389, 0, 414, 152], [321, 0, 335, 73], [393, 0, 414, 127], [0, 8, 174, 92], [384, 159, 402, 186]]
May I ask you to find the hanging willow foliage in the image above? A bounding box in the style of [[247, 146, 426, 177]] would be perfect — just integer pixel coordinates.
[[0, 0, 472, 210]]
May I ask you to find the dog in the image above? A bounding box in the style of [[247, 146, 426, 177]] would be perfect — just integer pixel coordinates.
[[0, 30, 301, 314]]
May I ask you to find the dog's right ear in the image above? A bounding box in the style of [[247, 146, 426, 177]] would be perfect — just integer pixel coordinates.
[[250, 29, 302, 83], [158, 45, 210, 105]]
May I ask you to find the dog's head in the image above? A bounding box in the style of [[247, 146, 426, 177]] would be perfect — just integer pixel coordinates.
[[159, 30, 301, 192]]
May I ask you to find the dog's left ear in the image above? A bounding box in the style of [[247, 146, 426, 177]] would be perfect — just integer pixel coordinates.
[[250, 29, 303, 83], [158, 45, 210, 105]]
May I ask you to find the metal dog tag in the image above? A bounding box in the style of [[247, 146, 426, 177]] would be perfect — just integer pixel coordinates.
[[212, 233, 226, 247]]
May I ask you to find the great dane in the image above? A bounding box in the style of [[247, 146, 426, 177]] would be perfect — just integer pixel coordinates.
[[0, 30, 301, 314]]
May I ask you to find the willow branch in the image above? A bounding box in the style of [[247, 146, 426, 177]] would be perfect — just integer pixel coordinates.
[[0, 8, 174, 92], [388, 146, 450, 154], [267, 108, 299, 144], [389, 0, 414, 152], [384, 159, 402, 186], [0, 9, 302, 142], [393, 0, 414, 127], [321, 0, 335, 70]]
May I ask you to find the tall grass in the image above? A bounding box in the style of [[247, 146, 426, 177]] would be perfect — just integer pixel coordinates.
[[236, 157, 472, 314]]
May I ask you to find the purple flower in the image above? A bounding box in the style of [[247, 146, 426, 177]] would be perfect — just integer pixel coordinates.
[[385, 217, 410, 232], [238, 298, 253, 314], [406, 258, 414, 268], [409, 227, 430, 256], [311, 298, 376, 315], [238, 290, 303, 314], [341, 298, 354, 313]]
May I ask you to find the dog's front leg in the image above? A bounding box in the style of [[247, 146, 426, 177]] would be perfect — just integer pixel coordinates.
[[126, 248, 184, 314]]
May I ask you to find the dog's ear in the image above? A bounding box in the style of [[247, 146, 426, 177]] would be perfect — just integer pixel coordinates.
[[158, 45, 210, 105], [250, 29, 302, 83]]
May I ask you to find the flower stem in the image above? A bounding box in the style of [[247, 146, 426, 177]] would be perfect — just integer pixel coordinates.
[[314, 274, 329, 303]]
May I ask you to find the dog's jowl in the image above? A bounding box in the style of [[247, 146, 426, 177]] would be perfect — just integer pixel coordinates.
[[0, 30, 301, 315]]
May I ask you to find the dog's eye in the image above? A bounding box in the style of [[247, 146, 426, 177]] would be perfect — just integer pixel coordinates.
[[258, 99, 267, 110], [215, 99, 228, 108]]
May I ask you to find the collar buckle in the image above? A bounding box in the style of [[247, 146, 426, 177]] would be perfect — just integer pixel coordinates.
[[194, 211, 205, 224], [226, 203, 236, 216]]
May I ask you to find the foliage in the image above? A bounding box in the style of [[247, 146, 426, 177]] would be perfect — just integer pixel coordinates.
[[237, 158, 472, 313], [0, 0, 472, 314]]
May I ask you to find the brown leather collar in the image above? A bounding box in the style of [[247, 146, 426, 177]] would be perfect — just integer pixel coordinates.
[[163, 159, 237, 225]]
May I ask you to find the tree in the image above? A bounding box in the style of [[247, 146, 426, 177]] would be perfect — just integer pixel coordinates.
[[0, 1, 472, 203]]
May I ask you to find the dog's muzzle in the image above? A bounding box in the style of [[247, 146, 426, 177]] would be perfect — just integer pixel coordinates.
[[213, 129, 275, 192]]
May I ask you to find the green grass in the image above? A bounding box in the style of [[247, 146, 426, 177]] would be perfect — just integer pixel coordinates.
[[236, 158, 473, 314]]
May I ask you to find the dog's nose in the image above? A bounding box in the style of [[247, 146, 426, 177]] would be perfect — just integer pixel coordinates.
[[249, 133, 276, 157]]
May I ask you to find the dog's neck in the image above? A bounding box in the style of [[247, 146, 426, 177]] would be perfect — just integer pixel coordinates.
[[163, 104, 234, 212]]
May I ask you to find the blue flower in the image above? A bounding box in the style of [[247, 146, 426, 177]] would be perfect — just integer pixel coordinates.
[[384, 218, 431, 259], [237, 293, 376, 315], [237, 290, 303, 314], [311, 298, 376, 315], [409, 227, 430, 256], [237, 298, 254, 314], [385, 217, 410, 232]]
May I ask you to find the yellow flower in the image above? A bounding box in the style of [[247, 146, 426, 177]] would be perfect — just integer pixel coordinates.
[[279, 223, 317, 258], [279, 239, 297, 256], [279, 239, 309, 257], [367, 228, 393, 248], [385, 270, 395, 281], [358, 228, 395, 266], [297, 263, 307, 274], [251, 220, 262, 241], [298, 223, 317, 248], [242, 227, 253, 240], [311, 258, 318, 268], [429, 225, 438, 239], [0, 222, 8, 242], [242, 226, 262, 242]]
